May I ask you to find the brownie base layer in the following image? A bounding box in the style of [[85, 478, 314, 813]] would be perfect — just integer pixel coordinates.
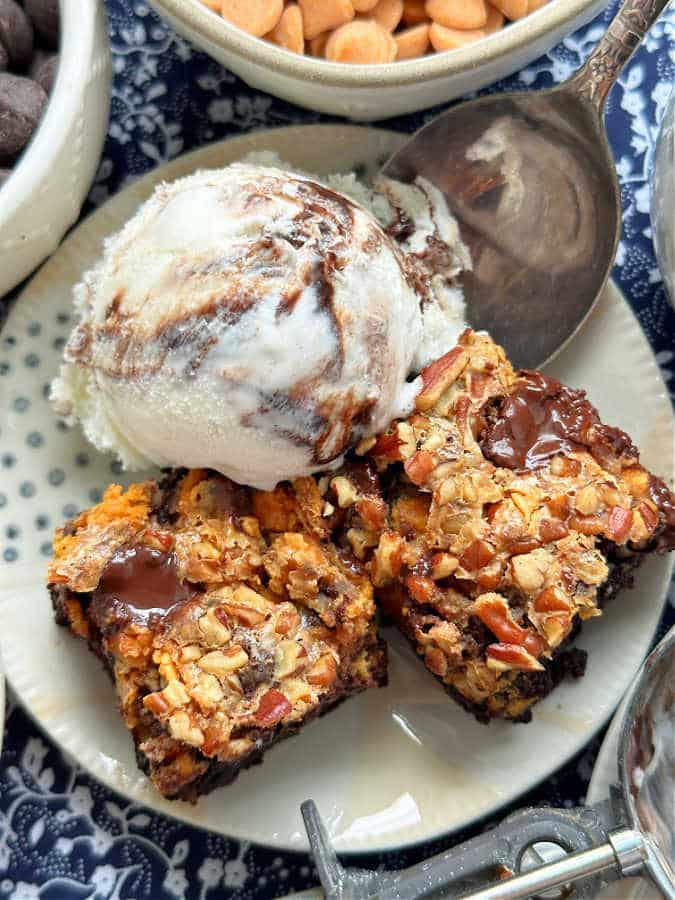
[[139, 657, 388, 803], [51, 582, 388, 802], [393, 551, 649, 724]]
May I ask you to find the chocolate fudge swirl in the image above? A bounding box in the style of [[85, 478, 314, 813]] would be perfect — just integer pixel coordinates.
[[481, 371, 638, 471]]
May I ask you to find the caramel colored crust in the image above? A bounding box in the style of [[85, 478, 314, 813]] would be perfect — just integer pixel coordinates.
[[354, 330, 674, 722], [49, 469, 386, 801]]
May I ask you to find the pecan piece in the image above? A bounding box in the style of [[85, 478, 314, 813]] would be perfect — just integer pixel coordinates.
[[534, 586, 570, 613], [372, 531, 404, 586], [274, 602, 300, 636], [255, 689, 292, 726], [168, 710, 204, 747], [162, 679, 190, 708], [221, 586, 270, 626], [143, 529, 174, 552], [539, 519, 569, 544], [405, 573, 436, 604], [638, 501, 658, 532], [143, 692, 170, 716], [424, 646, 448, 677], [273, 640, 307, 679], [550, 456, 581, 477], [306, 654, 338, 687], [509, 549, 550, 594], [357, 496, 387, 531], [198, 607, 231, 646], [547, 495, 570, 519], [430, 552, 458, 580], [199, 647, 249, 676], [371, 422, 416, 461], [416, 346, 468, 411], [486, 643, 545, 672], [459, 539, 494, 571], [623, 466, 650, 498], [404, 450, 436, 486], [331, 476, 359, 508], [574, 485, 601, 515], [541, 613, 572, 647], [427, 621, 461, 656], [607, 506, 633, 543], [474, 593, 546, 657], [569, 514, 606, 536]]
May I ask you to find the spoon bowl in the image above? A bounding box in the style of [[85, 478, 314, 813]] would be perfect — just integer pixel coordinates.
[[382, 0, 670, 369], [384, 87, 620, 368]]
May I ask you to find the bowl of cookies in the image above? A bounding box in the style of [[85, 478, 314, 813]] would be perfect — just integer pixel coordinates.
[[147, 0, 607, 120], [0, 0, 111, 298]]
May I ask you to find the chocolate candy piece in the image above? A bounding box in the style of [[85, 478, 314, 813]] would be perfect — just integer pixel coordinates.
[[0, 39, 8, 71], [0, 72, 47, 158], [32, 51, 57, 92], [0, 0, 34, 69], [23, 0, 58, 50]]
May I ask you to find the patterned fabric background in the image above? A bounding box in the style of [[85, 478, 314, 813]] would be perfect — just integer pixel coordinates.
[[1, 1, 673, 897]]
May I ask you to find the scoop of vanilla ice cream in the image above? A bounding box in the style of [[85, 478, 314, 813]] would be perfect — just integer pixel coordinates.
[[52, 162, 469, 489], [245, 151, 470, 370]]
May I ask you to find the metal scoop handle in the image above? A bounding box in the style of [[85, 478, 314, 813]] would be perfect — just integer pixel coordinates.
[[459, 827, 651, 900], [301, 798, 643, 899], [302, 798, 671, 899]]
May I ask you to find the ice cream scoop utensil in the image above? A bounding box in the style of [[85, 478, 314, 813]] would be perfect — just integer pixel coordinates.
[[301, 627, 675, 899], [381, 0, 671, 369]]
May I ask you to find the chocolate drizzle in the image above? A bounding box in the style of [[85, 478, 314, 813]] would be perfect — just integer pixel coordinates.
[[386, 206, 415, 242], [481, 371, 636, 472], [91, 545, 195, 627]]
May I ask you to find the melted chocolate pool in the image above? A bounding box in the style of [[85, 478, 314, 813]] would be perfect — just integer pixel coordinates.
[[92, 545, 194, 626], [481, 371, 634, 472]]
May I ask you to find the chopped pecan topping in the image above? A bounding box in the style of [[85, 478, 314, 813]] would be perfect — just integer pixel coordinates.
[[49, 468, 385, 800]]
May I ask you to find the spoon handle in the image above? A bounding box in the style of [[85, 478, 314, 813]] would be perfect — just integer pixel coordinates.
[[572, 0, 671, 110]]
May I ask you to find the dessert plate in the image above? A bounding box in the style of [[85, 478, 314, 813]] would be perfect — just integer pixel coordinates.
[[0, 125, 673, 854]]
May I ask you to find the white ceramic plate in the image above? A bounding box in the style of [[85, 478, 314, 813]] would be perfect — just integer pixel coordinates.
[[0, 126, 673, 854]]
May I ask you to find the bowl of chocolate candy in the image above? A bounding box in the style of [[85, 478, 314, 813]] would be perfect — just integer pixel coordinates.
[[0, 0, 111, 297]]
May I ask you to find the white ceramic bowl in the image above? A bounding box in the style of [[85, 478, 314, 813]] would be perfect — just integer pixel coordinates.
[[147, 0, 606, 120], [0, 0, 111, 298]]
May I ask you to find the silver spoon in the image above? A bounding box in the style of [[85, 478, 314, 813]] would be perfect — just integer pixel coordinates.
[[382, 0, 671, 369], [301, 626, 675, 899]]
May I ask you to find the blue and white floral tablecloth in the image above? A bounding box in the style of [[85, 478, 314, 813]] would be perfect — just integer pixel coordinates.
[[1, 1, 674, 897]]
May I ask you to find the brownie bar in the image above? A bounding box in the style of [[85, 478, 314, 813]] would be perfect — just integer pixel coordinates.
[[345, 330, 675, 722], [49, 327, 675, 777], [49, 470, 386, 801]]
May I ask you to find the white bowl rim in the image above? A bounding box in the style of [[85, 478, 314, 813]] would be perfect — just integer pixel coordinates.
[[0, 0, 99, 221], [152, 0, 600, 87]]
